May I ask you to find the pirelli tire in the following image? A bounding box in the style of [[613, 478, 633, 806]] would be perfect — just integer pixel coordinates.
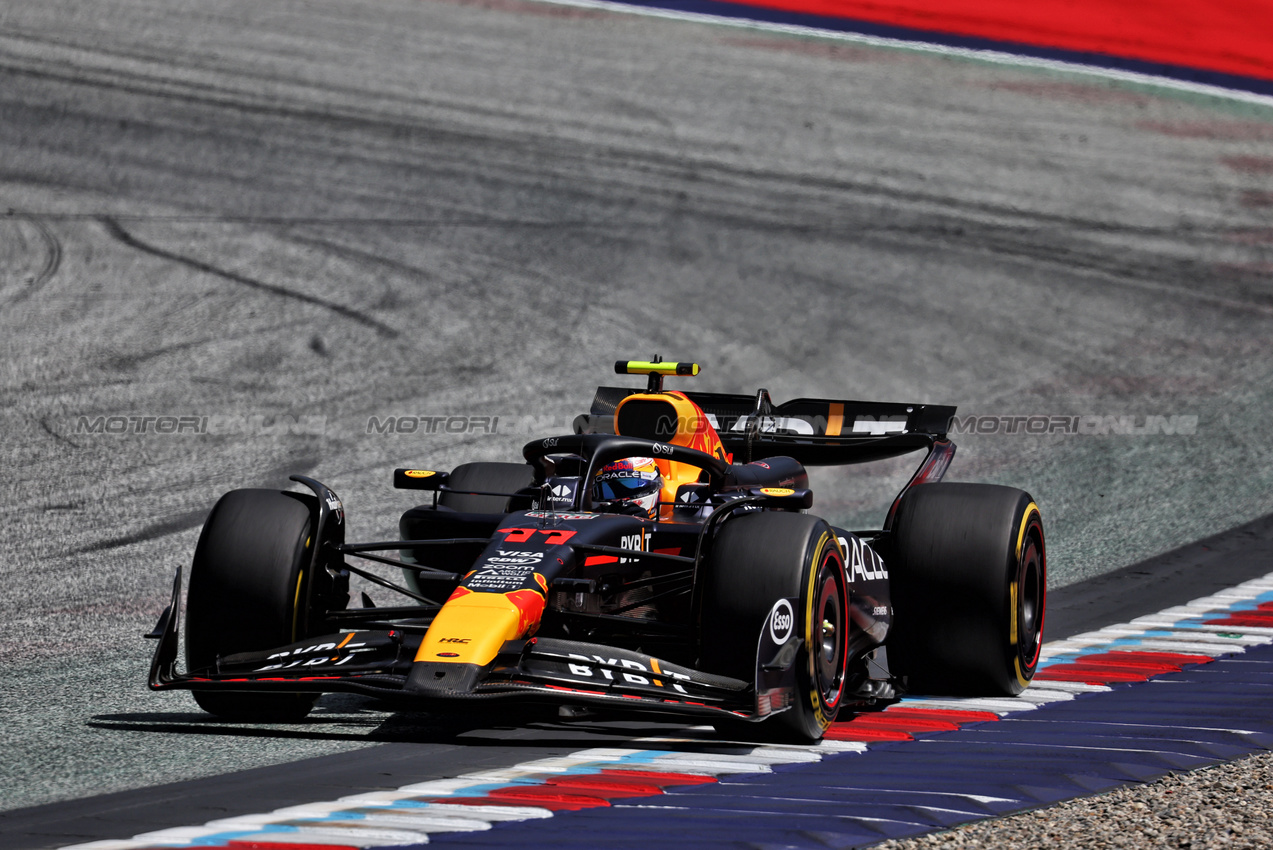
[[185, 489, 326, 721], [700, 511, 850, 742], [887, 483, 1046, 696], [437, 462, 536, 513], [401, 462, 536, 594]]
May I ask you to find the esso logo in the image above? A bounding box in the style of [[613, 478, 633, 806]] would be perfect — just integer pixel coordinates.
[[652, 443, 673, 455], [769, 599, 795, 644]]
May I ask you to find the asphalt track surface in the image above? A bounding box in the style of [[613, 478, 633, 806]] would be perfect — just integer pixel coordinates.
[[3, 514, 1272, 850], [2, 0, 1273, 833]]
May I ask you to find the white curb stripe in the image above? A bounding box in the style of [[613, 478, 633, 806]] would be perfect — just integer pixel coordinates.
[[61, 570, 1273, 850], [526, 0, 1273, 108]]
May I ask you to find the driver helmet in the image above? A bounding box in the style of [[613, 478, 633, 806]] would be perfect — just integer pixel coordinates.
[[592, 456, 663, 518]]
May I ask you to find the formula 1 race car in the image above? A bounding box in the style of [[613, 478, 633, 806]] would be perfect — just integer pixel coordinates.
[[148, 359, 1046, 741]]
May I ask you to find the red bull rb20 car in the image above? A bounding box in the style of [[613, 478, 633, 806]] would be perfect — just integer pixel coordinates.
[[148, 360, 1046, 741]]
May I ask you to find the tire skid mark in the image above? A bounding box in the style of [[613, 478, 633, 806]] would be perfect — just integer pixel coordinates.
[[38, 415, 83, 450], [79, 508, 211, 555], [73, 457, 322, 556], [25, 216, 62, 299], [0, 55, 554, 170], [61, 571, 1273, 850], [99, 217, 399, 339], [1, 213, 62, 307]]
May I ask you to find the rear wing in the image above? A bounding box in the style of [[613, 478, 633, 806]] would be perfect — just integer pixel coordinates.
[[584, 386, 956, 466]]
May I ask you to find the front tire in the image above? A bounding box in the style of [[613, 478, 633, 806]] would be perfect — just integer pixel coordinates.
[[186, 489, 324, 721], [700, 512, 850, 741], [886, 483, 1046, 696]]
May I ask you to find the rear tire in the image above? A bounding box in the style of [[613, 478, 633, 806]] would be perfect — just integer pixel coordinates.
[[887, 483, 1045, 696], [401, 462, 536, 594], [186, 489, 323, 721], [700, 512, 849, 741]]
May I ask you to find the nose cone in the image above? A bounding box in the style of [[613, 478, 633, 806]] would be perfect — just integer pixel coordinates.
[[414, 586, 546, 669]]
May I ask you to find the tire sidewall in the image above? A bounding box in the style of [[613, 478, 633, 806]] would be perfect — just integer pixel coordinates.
[[436, 462, 535, 514], [186, 489, 317, 671], [699, 511, 850, 741], [792, 528, 849, 738], [888, 483, 1046, 696], [184, 489, 320, 721], [1010, 501, 1046, 689]]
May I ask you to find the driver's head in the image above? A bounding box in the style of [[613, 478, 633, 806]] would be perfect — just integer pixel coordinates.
[[592, 456, 663, 518]]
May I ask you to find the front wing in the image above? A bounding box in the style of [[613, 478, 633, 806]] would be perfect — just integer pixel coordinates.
[[149, 568, 799, 722]]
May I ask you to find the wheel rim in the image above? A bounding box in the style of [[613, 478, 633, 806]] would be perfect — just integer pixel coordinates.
[[813, 553, 846, 707], [1016, 523, 1044, 671]]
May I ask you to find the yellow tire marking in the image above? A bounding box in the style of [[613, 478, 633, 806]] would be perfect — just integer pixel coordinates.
[[1011, 502, 1041, 683], [804, 533, 827, 669], [1009, 580, 1018, 646], [1015, 502, 1040, 559], [297, 535, 313, 642], [291, 570, 304, 641], [805, 532, 839, 731], [1014, 656, 1030, 689]]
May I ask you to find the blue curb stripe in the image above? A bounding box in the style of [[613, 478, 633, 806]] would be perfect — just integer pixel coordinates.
[[69, 576, 1273, 850], [568, 0, 1273, 98], [426, 644, 1273, 848]]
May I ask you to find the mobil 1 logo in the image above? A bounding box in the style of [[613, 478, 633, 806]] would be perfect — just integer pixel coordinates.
[[466, 550, 543, 591]]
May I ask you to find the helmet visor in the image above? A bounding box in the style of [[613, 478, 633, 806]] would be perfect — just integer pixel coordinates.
[[593, 470, 660, 502]]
